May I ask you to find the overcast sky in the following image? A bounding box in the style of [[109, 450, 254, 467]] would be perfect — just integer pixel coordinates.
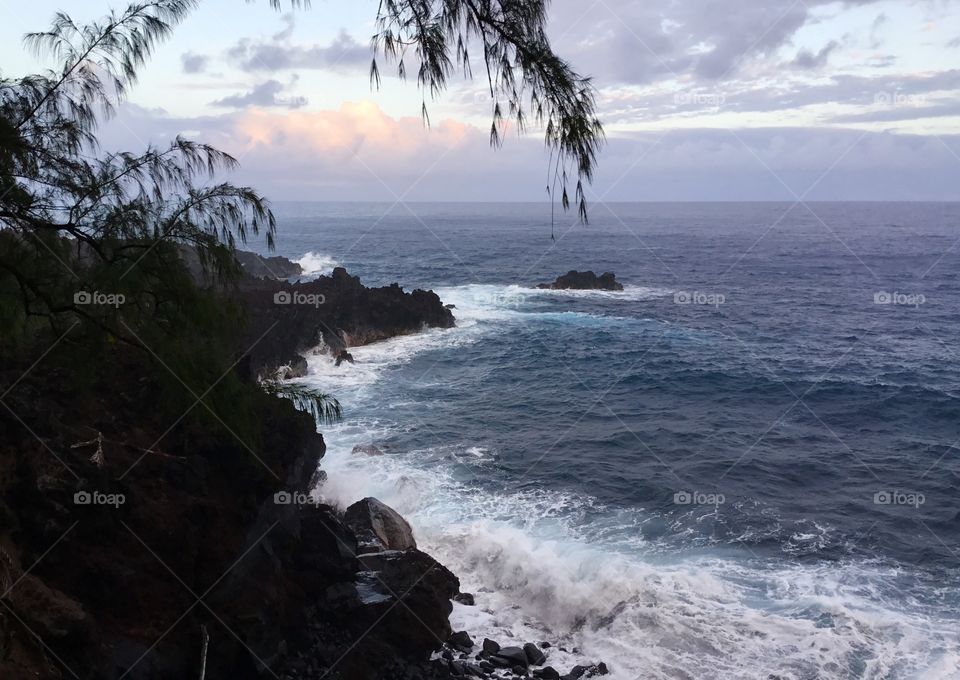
[[2, 0, 960, 201]]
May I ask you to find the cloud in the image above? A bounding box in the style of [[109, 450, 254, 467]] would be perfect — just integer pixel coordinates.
[[868, 13, 888, 49], [547, 0, 881, 85], [273, 14, 296, 42], [583, 68, 960, 124], [181, 52, 210, 74], [99, 102, 960, 202], [211, 79, 308, 109], [830, 100, 960, 123], [789, 40, 840, 70], [227, 29, 370, 73]]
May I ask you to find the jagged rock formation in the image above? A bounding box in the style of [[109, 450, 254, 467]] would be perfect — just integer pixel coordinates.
[[234, 250, 304, 280], [537, 270, 623, 291], [237, 267, 455, 379]]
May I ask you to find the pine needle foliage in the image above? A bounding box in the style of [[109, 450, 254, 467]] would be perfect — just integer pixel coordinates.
[[270, 0, 604, 226]]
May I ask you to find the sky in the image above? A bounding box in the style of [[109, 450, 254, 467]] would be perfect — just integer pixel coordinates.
[[2, 0, 960, 202]]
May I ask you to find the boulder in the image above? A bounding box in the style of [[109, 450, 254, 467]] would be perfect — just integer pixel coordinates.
[[449, 631, 475, 652], [7, 573, 90, 641], [454, 592, 475, 605], [493, 646, 529, 668], [343, 549, 460, 665], [351, 443, 384, 457], [535, 668, 561, 680], [482, 638, 500, 655], [536, 270, 623, 291], [344, 497, 417, 554], [524, 642, 547, 666]]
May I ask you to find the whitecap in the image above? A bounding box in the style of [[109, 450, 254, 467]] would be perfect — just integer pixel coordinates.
[[296, 251, 341, 277]]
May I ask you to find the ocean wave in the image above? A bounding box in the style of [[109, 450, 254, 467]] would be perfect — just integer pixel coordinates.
[[315, 439, 960, 680], [435, 283, 673, 309], [296, 251, 341, 277], [293, 323, 482, 396], [434, 284, 666, 329]]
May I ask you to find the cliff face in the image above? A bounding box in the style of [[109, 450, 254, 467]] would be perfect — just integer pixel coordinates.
[[0, 268, 461, 680], [237, 267, 456, 379]]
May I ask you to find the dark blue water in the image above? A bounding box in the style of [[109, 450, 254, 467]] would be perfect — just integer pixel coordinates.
[[264, 202, 960, 679]]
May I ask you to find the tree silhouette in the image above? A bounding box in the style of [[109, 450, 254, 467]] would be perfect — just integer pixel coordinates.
[[0, 0, 601, 432], [270, 1, 603, 222]]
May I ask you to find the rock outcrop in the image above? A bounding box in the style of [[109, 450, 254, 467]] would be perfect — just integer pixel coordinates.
[[537, 270, 623, 291], [351, 443, 384, 457], [235, 250, 304, 280], [237, 266, 456, 379], [344, 497, 417, 553]]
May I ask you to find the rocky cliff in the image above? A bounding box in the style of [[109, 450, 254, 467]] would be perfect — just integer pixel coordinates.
[[0, 255, 607, 680], [236, 266, 455, 380], [0, 262, 460, 680], [0, 353, 463, 680]]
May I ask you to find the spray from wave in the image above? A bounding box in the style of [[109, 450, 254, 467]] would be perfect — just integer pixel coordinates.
[[296, 251, 341, 277]]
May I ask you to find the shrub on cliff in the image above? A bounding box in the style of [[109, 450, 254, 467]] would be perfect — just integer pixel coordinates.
[[0, 2, 282, 448]]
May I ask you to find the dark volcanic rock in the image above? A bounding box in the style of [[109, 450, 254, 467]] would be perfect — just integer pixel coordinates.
[[454, 592, 475, 605], [343, 497, 417, 554], [564, 663, 608, 679], [524, 642, 547, 666], [351, 443, 384, 457], [338, 549, 460, 675], [482, 638, 500, 655], [449, 631, 475, 651], [0, 256, 467, 680], [235, 249, 304, 279], [238, 266, 456, 379], [536, 270, 623, 291], [0, 356, 338, 680], [493, 647, 529, 668], [334, 349, 355, 366]]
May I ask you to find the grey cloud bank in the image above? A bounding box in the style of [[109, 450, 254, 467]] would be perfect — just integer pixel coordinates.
[[103, 104, 960, 202]]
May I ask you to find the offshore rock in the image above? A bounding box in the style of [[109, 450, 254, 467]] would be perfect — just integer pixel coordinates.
[[536, 270, 623, 291]]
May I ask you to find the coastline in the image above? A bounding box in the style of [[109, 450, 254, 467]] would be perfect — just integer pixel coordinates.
[[0, 254, 601, 680]]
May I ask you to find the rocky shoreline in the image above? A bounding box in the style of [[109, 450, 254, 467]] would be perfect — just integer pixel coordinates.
[[235, 264, 455, 380], [0, 255, 608, 680]]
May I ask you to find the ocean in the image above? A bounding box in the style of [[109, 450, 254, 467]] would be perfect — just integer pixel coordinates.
[[260, 202, 960, 679]]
